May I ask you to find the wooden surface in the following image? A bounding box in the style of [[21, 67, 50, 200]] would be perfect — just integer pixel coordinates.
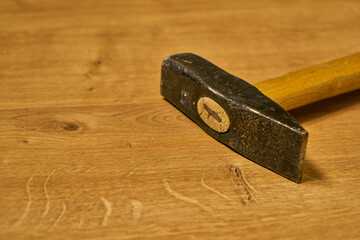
[[0, 0, 360, 239], [255, 53, 360, 110]]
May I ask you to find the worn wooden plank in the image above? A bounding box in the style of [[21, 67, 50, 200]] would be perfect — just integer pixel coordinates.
[[0, 0, 359, 239]]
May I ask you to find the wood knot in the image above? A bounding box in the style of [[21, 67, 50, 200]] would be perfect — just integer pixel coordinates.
[[62, 122, 79, 131]]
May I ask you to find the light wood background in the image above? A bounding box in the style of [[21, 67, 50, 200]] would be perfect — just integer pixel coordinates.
[[0, 0, 359, 239]]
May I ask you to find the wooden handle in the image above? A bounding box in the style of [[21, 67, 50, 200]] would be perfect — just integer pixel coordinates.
[[254, 53, 360, 110]]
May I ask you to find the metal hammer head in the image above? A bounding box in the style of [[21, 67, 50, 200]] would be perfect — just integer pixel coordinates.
[[161, 53, 308, 183]]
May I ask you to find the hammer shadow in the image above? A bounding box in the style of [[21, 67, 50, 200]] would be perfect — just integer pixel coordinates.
[[301, 158, 324, 182], [289, 89, 360, 124], [291, 90, 360, 183]]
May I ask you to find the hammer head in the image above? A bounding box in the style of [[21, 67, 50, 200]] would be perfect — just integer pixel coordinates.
[[161, 53, 308, 183]]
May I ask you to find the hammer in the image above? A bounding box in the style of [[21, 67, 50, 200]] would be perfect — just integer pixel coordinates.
[[160, 53, 360, 183]]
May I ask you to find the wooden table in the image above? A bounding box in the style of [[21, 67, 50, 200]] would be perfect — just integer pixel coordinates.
[[1, 1, 359, 239]]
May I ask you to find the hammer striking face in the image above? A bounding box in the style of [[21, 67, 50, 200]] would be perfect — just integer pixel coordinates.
[[160, 53, 360, 183]]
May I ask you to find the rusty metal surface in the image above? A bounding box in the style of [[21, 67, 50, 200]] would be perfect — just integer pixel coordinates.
[[161, 53, 308, 183]]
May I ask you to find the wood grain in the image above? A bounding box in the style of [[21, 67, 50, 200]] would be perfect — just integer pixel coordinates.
[[0, 0, 360, 239]]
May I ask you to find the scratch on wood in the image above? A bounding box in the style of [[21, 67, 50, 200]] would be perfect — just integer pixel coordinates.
[[33, 224, 42, 232], [126, 167, 138, 177], [78, 217, 84, 228], [41, 168, 61, 218], [101, 197, 112, 226], [230, 166, 257, 204], [85, 167, 97, 173], [49, 201, 66, 231], [242, 172, 258, 193], [163, 179, 215, 216], [13, 171, 37, 228], [200, 175, 232, 201], [129, 200, 143, 222]]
